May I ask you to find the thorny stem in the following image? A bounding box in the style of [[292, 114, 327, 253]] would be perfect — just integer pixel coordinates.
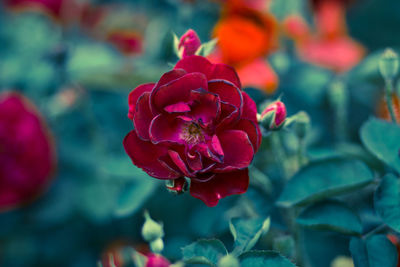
[[385, 79, 398, 123]]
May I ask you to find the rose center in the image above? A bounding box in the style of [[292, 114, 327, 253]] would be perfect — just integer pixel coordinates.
[[181, 122, 204, 144]]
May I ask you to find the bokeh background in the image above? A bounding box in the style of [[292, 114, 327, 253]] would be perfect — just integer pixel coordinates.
[[0, 0, 400, 266]]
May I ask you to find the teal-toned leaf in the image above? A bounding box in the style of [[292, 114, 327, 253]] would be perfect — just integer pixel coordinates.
[[277, 158, 374, 207], [239, 250, 297, 267], [350, 235, 398, 267], [374, 174, 400, 232], [229, 217, 271, 254], [114, 178, 158, 217], [182, 239, 228, 267], [296, 200, 362, 235], [360, 118, 400, 173]]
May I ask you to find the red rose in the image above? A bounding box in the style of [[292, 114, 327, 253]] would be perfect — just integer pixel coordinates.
[[124, 55, 261, 207], [0, 92, 56, 211]]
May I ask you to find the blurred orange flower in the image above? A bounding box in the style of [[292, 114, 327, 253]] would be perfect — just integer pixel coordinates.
[[107, 29, 143, 56], [209, 0, 279, 94], [283, 0, 365, 72]]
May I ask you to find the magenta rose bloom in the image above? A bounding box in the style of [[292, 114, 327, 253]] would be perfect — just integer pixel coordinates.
[[124, 55, 261, 207], [145, 253, 170, 267], [0, 92, 56, 211]]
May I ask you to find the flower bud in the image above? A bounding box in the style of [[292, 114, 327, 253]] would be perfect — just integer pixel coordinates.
[[379, 48, 399, 81], [293, 111, 311, 139], [142, 212, 164, 242], [165, 177, 188, 195], [146, 253, 170, 267], [260, 100, 287, 130], [217, 254, 240, 267], [150, 238, 164, 254], [178, 29, 201, 58]]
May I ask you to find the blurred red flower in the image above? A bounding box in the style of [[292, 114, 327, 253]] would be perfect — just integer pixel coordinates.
[[0, 92, 56, 211], [124, 55, 261, 207], [209, 0, 279, 94]]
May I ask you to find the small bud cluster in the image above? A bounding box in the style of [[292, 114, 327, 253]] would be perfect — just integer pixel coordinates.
[[142, 211, 165, 254]]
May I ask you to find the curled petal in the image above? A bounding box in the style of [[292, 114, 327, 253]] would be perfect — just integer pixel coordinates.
[[151, 72, 208, 112], [189, 89, 220, 126], [186, 150, 203, 172], [123, 131, 180, 179], [216, 102, 240, 129], [155, 68, 187, 88], [149, 114, 187, 145], [241, 92, 258, 123], [214, 130, 254, 172], [128, 83, 155, 120], [174, 55, 241, 88], [168, 150, 193, 177], [133, 92, 153, 140], [208, 79, 243, 114], [233, 119, 261, 152], [190, 169, 249, 207]]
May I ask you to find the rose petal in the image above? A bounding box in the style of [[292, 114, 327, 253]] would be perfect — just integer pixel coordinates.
[[190, 169, 249, 207], [207, 79, 243, 113], [149, 114, 187, 144], [156, 68, 187, 88], [216, 102, 240, 129], [175, 55, 241, 88], [128, 83, 155, 119], [123, 131, 180, 179], [168, 150, 193, 177], [210, 134, 224, 158], [151, 72, 208, 112], [133, 92, 153, 140], [233, 119, 261, 152], [241, 92, 258, 123], [164, 102, 191, 113], [186, 150, 203, 172], [189, 89, 220, 126], [214, 130, 254, 172]]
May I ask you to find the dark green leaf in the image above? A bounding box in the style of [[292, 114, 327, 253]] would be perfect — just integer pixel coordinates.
[[277, 158, 374, 207], [229, 217, 271, 254], [350, 235, 398, 267], [239, 250, 297, 267], [360, 117, 400, 173], [374, 174, 400, 232], [182, 239, 228, 267], [297, 200, 362, 235]]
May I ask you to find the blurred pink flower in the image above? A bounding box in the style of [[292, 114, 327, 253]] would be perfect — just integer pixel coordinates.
[[124, 55, 261, 207], [146, 254, 170, 267], [0, 92, 56, 211]]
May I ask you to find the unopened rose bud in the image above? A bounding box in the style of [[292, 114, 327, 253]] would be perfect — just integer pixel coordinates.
[[165, 177, 188, 195], [217, 254, 240, 267], [178, 29, 201, 58], [260, 100, 287, 130], [379, 48, 399, 81], [150, 238, 164, 254], [142, 211, 164, 242]]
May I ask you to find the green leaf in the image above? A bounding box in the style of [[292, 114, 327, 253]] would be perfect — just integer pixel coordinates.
[[182, 239, 228, 267], [374, 174, 400, 232], [229, 217, 271, 254], [277, 158, 374, 207], [360, 118, 400, 173], [350, 235, 398, 267], [195, 38, 218, 57], [239, 251, 297, 267], [296, 200, 363, 235]]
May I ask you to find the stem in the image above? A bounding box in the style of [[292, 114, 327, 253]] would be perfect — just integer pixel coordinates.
[[363, 224, 388, 239], [270, 132, 289, 180], [385, 79, 398, 123]]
